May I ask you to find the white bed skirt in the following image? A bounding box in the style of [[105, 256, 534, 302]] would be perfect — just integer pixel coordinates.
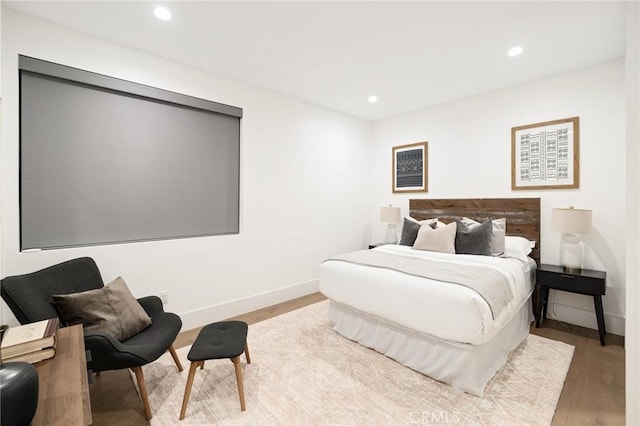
[[328, 298, 534, 396]]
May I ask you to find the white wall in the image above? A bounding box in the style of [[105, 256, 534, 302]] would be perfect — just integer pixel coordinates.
[[625, 2, 640, 424], [0, 9, 372, 329], [371, 60, 626, 336]]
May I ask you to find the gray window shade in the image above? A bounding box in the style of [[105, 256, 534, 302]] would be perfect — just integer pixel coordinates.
[[19, 56, 241, 250]]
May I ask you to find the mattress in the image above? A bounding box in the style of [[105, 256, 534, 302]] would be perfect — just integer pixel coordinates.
[[319, 244, 535, 345]]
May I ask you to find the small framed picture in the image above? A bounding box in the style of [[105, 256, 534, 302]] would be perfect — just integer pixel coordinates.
[[511, 117, 579, 190], [392, 142, 428, 193]]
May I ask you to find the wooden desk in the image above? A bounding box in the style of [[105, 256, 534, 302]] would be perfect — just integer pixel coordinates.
[[32, 324, 92, 426]]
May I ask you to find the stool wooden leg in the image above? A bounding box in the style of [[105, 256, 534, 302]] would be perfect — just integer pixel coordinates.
[[231, 356, 246, 411], [131, 367, 153, 421], [169, 345, 184, 372], [180, 361, 202, 420], [200, 361, 204, 370], [244, 343, 251, 364]]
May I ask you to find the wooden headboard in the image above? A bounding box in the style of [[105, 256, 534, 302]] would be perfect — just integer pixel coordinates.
[[409, 198, 541, 265]]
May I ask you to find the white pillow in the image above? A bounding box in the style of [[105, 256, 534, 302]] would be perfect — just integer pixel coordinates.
[[413, 222, 457, 254], [461, 217, 506, 256], [503, 236, 536, 260]]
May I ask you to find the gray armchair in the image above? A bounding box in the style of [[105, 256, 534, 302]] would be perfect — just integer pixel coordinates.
[[1, 257, 183, 421]]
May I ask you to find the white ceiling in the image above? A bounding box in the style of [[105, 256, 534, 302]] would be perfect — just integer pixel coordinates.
[[4, 1, 628, 121]]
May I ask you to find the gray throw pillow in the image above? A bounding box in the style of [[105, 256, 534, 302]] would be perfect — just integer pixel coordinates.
[[399, 218, 421, 246], [52, 277, 152, 341], [461, 217, 506, 256], [399, 218, 437, 246], [455, 219, 493, 256]]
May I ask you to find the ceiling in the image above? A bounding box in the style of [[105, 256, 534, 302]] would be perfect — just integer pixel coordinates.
[[4, 1, 628, 121]]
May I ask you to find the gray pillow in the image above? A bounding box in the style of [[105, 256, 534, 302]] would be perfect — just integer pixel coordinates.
[[400, 218, 437, 246], [455, 219, 493, 256], [52, 277, 152, 341], [399, 218, 421, 246], [461, 217, 506, 256]]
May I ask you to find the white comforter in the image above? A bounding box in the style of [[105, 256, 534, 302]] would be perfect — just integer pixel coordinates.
[[319, 244, 535, 345]]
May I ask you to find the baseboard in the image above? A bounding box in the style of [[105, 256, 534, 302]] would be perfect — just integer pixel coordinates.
[[179, 279, 320, 331], [547, 301, 625, 337]]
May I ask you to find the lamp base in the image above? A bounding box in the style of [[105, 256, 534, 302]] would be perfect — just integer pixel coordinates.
[[560, 233, 582, 270], [385, 224, 397, 244]]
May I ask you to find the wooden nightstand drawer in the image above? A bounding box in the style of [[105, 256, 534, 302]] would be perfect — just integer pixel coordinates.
[[537, 269, 605, 295]]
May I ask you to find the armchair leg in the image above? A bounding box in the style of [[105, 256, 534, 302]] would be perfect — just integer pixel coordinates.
[[169, 345, 184, 372], [131, 367, 153, 421]]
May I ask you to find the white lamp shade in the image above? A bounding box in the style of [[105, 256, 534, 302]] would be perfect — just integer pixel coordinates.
[[551, 208, 592, 234], [380, 206, 401, 223]]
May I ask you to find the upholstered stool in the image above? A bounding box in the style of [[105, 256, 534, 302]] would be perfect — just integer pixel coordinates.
[[179, 321, 251, 420]]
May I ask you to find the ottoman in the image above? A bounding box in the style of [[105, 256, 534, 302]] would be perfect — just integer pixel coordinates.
[[179, 321, 251, 420]]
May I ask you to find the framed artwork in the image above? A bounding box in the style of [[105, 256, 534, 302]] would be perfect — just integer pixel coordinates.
[[511, 117, 579, 190], [392, 142, 428, 193]]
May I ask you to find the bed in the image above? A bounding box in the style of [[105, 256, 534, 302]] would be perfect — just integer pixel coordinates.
[[319, 198, 540, 396]]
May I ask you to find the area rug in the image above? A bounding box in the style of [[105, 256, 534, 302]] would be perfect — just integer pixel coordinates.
[[132, 300, 574, 425]]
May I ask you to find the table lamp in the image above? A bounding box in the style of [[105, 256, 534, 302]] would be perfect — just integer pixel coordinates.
[[551, 206, 592, 271], [380, 205, 401, 244]]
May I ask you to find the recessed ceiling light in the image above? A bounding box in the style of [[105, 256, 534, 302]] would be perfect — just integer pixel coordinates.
[[508, 46, 523, 57], [368, 95, 378, 103], [154, 6, 172, 21]]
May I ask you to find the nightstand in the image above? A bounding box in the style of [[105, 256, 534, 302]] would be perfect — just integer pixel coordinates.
[[536, 264, 607, 345]]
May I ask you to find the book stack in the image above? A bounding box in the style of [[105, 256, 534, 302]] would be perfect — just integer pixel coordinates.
[[1, 318, 59, 364]]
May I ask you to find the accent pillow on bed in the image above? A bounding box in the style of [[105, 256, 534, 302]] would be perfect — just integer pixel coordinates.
[[454, 219, 493, 255], [399, 217, 438, 246], [461, 217, 506, 256], [52, 277, 152, 341], [412, 221, 456, 253]]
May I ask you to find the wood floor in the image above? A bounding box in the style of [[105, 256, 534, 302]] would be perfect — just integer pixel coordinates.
[[89, 293, 625, 425], [530, 316, 625, 425]]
